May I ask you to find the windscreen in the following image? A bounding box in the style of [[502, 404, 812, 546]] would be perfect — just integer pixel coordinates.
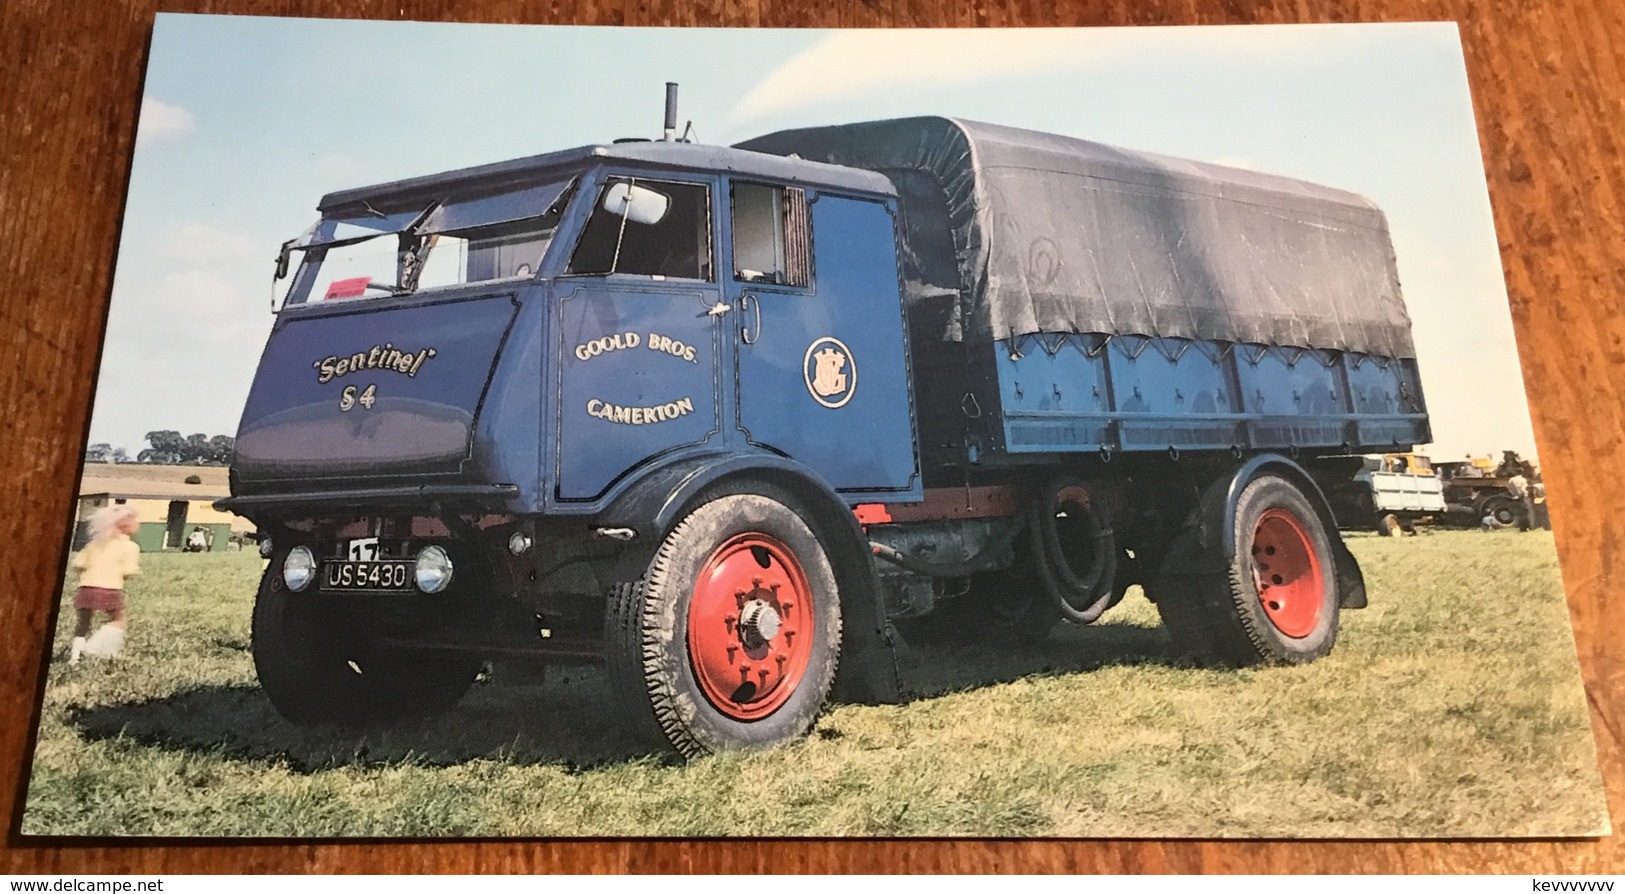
[[280, 177, 575, 306]]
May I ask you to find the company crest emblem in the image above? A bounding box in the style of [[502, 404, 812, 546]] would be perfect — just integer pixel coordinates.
[[802, 336, 856, 409]]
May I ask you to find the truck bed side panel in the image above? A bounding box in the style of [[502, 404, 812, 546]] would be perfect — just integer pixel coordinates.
[[989, 334, 1428, 458]]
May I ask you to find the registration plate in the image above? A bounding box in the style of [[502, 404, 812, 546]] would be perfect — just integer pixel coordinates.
[[322, 560, 414, 592]]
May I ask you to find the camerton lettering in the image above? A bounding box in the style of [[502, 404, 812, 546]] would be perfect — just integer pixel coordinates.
[[314, 344, 438, 383], [587, 397, 695, 425]]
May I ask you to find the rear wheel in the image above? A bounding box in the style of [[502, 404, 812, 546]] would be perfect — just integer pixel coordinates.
[[1480, 495, 1519, 528], [251, 560, 479, 724], [1152, 474, 1339, 666], [605, 489, 842, 758]]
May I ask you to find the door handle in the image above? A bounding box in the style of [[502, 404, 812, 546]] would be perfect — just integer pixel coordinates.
[[740, 293, 763, 345]]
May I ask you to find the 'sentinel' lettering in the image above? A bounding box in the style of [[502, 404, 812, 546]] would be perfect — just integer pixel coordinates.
[[314, 344, 438, 383]]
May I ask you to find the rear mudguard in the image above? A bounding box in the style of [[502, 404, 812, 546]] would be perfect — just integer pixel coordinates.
[[1178, 453, 1366, 609], [597, 451, 903, 704]]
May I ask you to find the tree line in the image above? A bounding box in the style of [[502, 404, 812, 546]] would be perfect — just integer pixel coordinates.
[[84, 430, 235, 465]]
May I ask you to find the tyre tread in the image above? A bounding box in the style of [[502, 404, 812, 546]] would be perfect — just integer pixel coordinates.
[[604, 484, 842, 758], [1151, 476, 1340, 667]]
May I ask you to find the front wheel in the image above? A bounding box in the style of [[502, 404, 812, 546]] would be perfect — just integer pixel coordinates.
[[251, 561, 479, 724], [1152, 474, 1340, 666], [605, 489, 842, 758]]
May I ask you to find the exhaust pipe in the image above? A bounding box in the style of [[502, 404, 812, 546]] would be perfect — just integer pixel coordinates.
[[663, 82, 678, 142]]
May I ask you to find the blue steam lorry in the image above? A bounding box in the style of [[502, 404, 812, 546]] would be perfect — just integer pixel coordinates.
[[220, 91, 1428, 757]]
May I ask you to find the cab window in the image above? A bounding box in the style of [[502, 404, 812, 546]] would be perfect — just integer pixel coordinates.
[[415, 222, 551, 289], [730, 182, 810, 287], [566, 177, 712, 280], [281, 177, 575, 305]]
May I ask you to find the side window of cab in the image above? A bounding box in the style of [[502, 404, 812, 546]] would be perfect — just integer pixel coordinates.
[[566, 177, 712, 280], [730, 182, 810, 288]]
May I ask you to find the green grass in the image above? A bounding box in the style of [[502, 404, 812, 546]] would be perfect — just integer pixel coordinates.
[[20, 530, 1609, 838]]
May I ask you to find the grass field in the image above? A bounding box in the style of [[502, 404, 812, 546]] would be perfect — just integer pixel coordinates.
[[20, 530, 1609, 838]]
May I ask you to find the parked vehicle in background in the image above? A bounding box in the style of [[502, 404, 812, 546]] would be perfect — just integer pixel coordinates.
[[1436, 450, 1540, 529], [1325, 453, 1447, 535]]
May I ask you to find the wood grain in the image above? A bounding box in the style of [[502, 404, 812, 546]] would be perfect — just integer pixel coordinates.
[[3, 0, 1622, 874]]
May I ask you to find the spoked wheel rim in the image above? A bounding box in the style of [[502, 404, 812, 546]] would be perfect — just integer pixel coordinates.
[[686, 533, 815, 721], [1249, 508, 1326, 639]]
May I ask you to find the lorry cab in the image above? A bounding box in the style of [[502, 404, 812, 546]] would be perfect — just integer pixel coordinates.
[[235, 142, 919, 516], [222, 137, 922, 751]]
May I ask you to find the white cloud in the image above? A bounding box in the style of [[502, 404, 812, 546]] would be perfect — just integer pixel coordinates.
[[136, 97, 194, 143], [732, 30, 1091, 123], [106, 267, 263, 347], [91, 266, 273, 449], [152, 269, 254, 326], [156, 223, 258, 262], [731, 25, 1366, 125]]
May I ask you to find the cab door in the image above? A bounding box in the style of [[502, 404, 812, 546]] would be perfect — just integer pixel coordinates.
[[553, 174, 724, 501], [728, 184, 917, 494]]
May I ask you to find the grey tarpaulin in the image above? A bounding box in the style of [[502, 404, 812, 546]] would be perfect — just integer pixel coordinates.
[[736, 117, 1415, 358]]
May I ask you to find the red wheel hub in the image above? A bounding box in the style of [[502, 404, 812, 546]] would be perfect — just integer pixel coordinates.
[[686, 533, 815, 721], [1249, 509, 1326, 638]]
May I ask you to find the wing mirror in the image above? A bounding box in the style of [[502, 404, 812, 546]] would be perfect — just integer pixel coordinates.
[[602, 181, 670, 225], [274, 239, 294, 281]]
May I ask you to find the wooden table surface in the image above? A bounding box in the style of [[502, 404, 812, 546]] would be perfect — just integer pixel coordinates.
[[2, 0, 1622, 875]]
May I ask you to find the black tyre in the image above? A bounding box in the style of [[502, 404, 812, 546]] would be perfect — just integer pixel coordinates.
[[1152, 474, 1340, 666], [251, 561, 478, 724], [605, 488, 843, 758], [1030, 479, 1118, 624], [1480, 495, 1519, 528]]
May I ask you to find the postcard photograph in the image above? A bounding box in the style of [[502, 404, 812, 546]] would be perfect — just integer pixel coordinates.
[[20, 15, 1609, 838]]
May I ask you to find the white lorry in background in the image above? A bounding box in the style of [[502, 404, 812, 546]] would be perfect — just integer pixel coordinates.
[[1361, 455, 1449, 534], [1324, 453, 1447, 535]]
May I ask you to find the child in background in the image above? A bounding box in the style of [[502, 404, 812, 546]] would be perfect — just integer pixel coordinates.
[[69, 505, 141, 664]]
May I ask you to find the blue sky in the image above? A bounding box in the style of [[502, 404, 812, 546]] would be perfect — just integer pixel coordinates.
[[94, 16, 1532, 463]]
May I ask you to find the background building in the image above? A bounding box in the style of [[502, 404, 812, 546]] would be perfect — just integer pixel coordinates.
[[73, 464, 252, 552]]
